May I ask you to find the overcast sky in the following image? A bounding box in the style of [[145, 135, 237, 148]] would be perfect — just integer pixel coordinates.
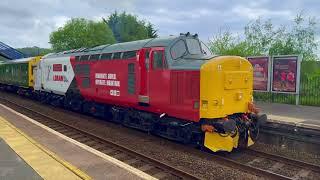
[[0, 0, 318, 48]]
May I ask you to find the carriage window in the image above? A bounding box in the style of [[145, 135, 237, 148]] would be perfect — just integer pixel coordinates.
[[100, 53, 112, 60], [75, 56, 80, 62], [123, 51, 137, 59], [152, 51, 165, 69], [113, 52, 122, 59]]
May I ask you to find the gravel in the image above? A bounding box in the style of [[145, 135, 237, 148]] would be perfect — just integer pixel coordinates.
[[251, 142, 320, 166]]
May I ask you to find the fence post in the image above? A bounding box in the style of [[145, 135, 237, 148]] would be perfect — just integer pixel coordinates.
[[295, 93, 299, 105]]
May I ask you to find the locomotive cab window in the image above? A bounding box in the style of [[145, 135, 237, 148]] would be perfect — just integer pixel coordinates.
[[186, 39, 202, 55], [171, 40, 187, 60], [152, 51, 165, 70]]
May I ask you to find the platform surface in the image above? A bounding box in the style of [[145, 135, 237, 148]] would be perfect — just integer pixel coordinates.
[[256, 101, 320, 130], [0, 116, 89, 180], [0, 138, 42, 180], [0, 103, 150, 180]]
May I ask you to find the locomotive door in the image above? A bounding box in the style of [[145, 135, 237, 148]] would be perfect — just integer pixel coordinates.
[[147, 47, 167, 107], [138, 48, 151, 104]]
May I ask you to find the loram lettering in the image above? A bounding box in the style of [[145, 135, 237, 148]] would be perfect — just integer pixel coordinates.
[[53, 75, 64, 81]]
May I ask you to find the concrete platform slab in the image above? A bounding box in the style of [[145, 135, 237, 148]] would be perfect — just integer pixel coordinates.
[[256, 102, 320, 130]]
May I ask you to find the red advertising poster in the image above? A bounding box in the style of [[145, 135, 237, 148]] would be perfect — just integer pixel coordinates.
[[247, 57, 269, 91], [272, 56, 298, 93]]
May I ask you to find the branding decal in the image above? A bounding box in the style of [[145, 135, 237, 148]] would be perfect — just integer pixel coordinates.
[[110, 89, 120, 96], [53, 75, 68, 82], [95, 73, 120, 87], [53, 64, 62, 71], [95, 73, 121, 96]]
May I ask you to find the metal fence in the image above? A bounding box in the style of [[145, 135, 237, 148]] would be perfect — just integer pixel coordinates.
[[254, 75, 320, 106]]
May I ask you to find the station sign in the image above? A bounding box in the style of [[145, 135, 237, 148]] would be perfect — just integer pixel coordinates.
[[247, 56, 271, 91], [271, 55, 301, 94]]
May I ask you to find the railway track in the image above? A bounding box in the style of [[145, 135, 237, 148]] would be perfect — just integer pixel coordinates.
[[242, 148, 320, 179], [0, 97, 200, 180], [1, 95, 320, 180], [215, 147, 320, 180]]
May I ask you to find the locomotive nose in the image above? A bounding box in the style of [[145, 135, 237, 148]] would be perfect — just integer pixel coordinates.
[[200, 56, 253, 119], [200, 56, 258, 152]]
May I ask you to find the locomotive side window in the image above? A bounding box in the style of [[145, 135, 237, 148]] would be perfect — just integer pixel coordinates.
[[145, 50, 150, 70], [113, 52, 122, 59], [152, 51, 165, 69], [80, 55, 89, 61], [170, 40, 187, 60], [100, 53, 112, 60], [64, 65, 67, 72], [123, 51, 136, 59], [89, 54, 100, 60]]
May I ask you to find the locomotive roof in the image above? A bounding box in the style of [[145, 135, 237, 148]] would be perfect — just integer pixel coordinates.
[[45, 36, 178, 58]]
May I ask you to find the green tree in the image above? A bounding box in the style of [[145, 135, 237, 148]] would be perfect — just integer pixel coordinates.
[[146, 22, 158, 38], [49, 18, 116, 52], [209, 13, 319, 61], [104, 11, 158, 42], [210, 30, 253, 57], [17, 47, 53, 57]]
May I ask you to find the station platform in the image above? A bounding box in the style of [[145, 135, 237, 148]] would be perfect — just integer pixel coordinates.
[[0, 104, 153, 180], [0, 116, 89, 180], [256, 101, 320, 130]]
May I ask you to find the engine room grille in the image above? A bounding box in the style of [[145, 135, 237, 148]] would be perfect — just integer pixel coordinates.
[[128, 63, 135, 94]]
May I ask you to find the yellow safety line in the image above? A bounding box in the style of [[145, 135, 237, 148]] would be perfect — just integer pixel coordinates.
[[0, 116, 92, 180]]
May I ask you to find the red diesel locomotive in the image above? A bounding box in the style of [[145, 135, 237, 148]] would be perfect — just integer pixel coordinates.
[[1, 33, 266, 152]]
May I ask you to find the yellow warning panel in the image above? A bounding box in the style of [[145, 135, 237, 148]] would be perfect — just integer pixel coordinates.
[[0, 116, 91, 180], [247, 131, 254, 147], [204, 132, 239, 152], [200, 56, 253, 119]]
